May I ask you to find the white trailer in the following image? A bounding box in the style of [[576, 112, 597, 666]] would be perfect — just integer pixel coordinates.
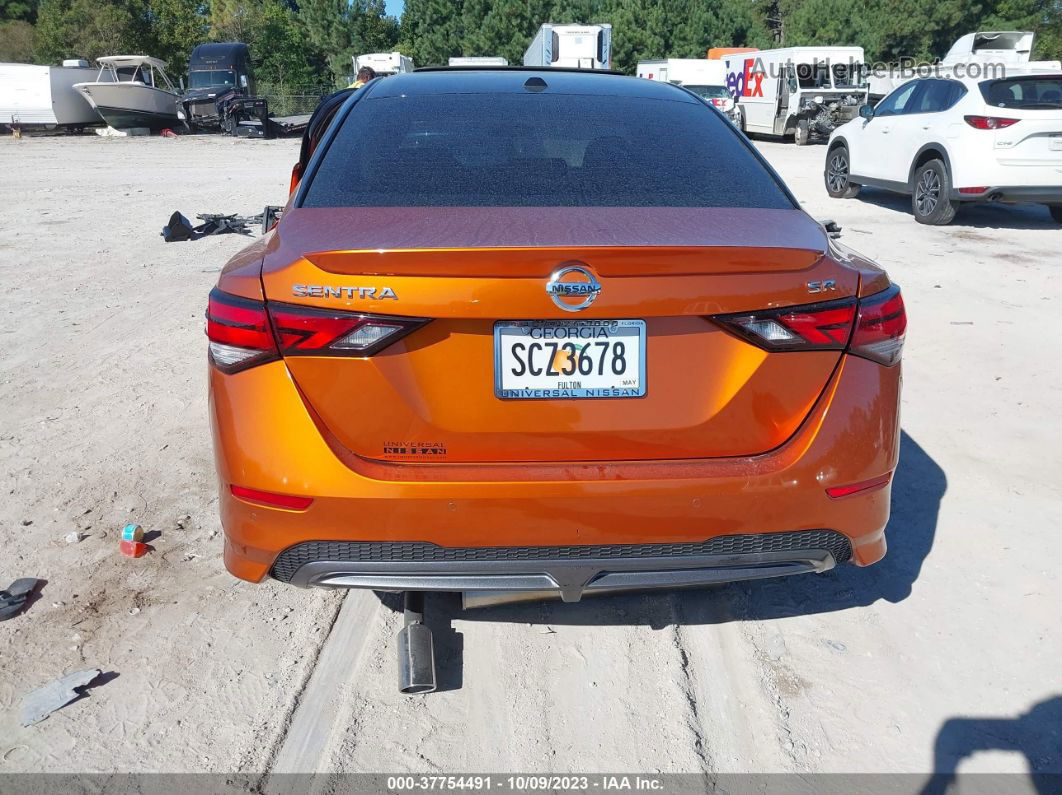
[[870, 31, 1062, 100], [523, 23, 612, 70], [353, 52, 414, 77], [725, 46, 867, 145], [943, 31, 1036, 66], [448, 56, 509, 66], [0, 61, 103, 129], [636, 58, 725, 86]]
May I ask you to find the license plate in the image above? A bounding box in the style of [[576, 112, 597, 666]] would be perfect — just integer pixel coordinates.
[[494, 319, 646, 399], [1051, 134, 1062, 151]]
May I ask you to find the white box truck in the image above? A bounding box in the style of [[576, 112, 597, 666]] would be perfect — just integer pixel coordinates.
[[523, 23, 612, 70], [636, 58, 725, 86], [636, 58, 738, 122], [448, 56, 509, 66], [0, 60, 103, 129], [354, 52, 414, 77], [725, 46, 867, 145]]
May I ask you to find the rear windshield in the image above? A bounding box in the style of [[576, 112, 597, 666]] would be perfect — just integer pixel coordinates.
[[980, 77, 1062, 109], [301, 92, 794, 208]]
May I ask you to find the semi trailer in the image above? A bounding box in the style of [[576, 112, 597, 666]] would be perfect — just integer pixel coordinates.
[[523, 23, 612, 70]]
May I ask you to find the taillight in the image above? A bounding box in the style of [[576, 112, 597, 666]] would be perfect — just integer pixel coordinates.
[[289, 162, 302, 194], [206, 288, 430, 374], [849, 285, 906, 366], [206, 288, 279, 373], [712, 297, 857, 351], [711, 285, 905, 366], [268, 303, 429, 357], [964, 115, 1019, 130]]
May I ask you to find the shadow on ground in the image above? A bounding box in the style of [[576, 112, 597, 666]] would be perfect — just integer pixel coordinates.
[[852, 188, 1059, 230], [921, 695, 1062, 793]]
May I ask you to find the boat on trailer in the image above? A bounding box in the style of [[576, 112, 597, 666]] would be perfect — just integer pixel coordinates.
[[74, 55, 180, 130]]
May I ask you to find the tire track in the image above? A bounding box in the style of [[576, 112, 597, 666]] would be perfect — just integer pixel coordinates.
[[668, 589, 796, 773], [669, 623, 714, 773], [265, 590, 382, 777]]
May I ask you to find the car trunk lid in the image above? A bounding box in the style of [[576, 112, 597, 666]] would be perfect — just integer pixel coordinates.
[[261, 207, 855, 464]]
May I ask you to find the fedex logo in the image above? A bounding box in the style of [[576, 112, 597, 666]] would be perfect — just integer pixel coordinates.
[[726, 57, 764, 99]]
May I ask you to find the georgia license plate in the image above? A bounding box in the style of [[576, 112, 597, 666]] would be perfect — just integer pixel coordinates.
[[494, 319, 646, 399]]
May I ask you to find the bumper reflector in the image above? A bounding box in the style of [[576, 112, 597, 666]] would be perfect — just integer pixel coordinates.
[[826, 473, 892, 499], [230, 485, 314, 510]]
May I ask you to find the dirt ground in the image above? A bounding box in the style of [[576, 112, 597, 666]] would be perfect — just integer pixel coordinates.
[[0, 132, 1059, 780]]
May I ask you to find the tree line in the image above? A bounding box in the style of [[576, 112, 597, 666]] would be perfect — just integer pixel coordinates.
[[2, 0, 1060, 92]]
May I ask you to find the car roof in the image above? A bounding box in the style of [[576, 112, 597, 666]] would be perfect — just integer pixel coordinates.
[[365, 68, 700, 102]]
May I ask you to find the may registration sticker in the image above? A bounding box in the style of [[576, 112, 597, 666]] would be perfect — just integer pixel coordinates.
[[494, 319, 646, 399]]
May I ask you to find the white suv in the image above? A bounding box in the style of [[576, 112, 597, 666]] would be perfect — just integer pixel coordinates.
[[824, 74, 1062, 224]]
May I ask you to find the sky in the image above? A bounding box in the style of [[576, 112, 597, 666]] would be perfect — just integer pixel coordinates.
[[385, 0, 405, 18]]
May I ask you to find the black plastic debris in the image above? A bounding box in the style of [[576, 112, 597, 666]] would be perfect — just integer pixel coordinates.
[[162, 206, 283, 242], [0, 578, 37, 621]]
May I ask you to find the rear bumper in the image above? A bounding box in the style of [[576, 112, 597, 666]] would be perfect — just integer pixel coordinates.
[[211, 354, 901, 589], [272, 531, 850, 602], [951, 185, 1062, 203]]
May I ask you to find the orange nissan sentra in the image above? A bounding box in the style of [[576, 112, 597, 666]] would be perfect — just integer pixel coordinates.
[[208, 68, 905, 604]]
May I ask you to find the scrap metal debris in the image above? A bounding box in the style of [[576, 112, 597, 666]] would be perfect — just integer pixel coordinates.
[[1, 578, 38, 621], [20, 669, 102, 726], [162, 206, 283, 242]]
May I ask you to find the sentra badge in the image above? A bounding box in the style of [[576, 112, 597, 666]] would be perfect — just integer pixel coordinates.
[[293, 285, 398, 300]]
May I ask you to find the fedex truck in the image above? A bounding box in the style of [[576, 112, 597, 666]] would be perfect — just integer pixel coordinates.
[[523, 23, 612, 70], [726, 46, 867, 145]]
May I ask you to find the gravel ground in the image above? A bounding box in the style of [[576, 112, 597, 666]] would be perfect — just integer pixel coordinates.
[[0, 131, 1058, 779]]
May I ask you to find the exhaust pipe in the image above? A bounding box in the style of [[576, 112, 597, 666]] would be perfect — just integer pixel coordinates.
[[398, 623, 436, 694], [397, 592, 436, 694]]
